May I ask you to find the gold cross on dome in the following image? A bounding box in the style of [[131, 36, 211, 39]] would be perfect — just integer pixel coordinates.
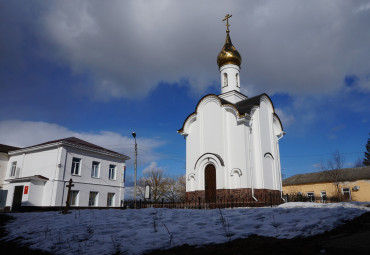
[[222, 14, 232, 32]]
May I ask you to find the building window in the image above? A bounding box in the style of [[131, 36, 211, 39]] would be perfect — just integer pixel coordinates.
[[91, 161, 100, 178], [223, 73, 228, 87], [10, 161, 17, 177], [342, 188, 351, 200], [320, 191, 327, 203], [71, 158, 81, 175], [236, 73, 239, 87], [109, 165, 116, 180], [307, 192, 315, 202], [70, 190, 79, 206], [107, 193, 115, 207], [89, 191, 98, 206]]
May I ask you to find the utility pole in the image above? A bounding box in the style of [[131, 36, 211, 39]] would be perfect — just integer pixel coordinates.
[[132, 132, 137, 209]]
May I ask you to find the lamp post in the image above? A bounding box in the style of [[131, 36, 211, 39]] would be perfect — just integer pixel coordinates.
[[132, 132, 137, 209]]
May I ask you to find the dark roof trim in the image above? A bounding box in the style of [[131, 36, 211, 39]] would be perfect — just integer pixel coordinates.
[[0, 144, 21, 153], [194, 153, 225, 169], [9, 137, 130, 160], [282, 166, 370, 186], [178, 94, 221, 133], [178, 93, 284, 133]]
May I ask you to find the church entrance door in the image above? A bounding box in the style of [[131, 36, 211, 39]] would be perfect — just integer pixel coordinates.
[[205, 164, 216, 202]]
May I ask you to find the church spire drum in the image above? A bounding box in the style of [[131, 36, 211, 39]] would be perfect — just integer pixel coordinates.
[[217, 14, 243, 98]]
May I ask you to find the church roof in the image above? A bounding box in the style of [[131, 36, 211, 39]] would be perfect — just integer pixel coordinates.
[[8, 137, 130, 160], [178, 92, 284, 133], [282, 166, 370, 186]]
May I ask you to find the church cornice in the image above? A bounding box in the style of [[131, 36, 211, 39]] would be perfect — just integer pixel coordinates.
[[177, 93, 284, 135], [177, 94, 250, 135]]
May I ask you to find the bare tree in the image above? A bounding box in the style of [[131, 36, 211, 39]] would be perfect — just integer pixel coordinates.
[[164, 175, 186, 203], [318, 151, 346, 200], [137, 169, 169, 202], [175, 175, 186, 202]]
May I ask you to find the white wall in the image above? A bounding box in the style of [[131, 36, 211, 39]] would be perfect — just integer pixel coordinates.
[[4, 144, 126, 208], [184, 94, 283, 194], [0, 152, 9, 188]]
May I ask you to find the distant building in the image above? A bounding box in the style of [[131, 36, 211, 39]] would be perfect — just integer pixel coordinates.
[[0, 144, 21, 208], [2, 137, 129, 211], [178, 16, 285, 203], [282, 166, 370, 202]]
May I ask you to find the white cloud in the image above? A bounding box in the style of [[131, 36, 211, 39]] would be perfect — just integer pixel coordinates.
[[0, 120, 164, 167], [2, 0, 370, 99], [142, 161, 158, 174], [275, 108, 295, 127]]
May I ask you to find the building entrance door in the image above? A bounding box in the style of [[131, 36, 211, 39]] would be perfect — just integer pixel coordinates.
[[205, 164, 216, 202], [12, 186, 23, 211]]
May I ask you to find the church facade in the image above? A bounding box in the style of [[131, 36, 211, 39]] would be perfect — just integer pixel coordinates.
[[178, 16, 285, 203]]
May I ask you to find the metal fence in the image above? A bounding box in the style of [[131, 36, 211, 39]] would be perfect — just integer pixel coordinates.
[[124, 193, 284, 209], [283, 193, 345, 203]]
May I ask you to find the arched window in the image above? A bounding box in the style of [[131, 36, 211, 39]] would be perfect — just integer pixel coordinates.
[[236, 73, 239, 87], [223, 73, 228, 87]]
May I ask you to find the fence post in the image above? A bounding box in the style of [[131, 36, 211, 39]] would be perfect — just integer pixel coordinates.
[[198, 197, 201, 209], [270, 192, 272, 207]]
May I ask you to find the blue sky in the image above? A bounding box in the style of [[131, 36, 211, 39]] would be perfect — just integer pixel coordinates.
[[1, 1, 369, 183]]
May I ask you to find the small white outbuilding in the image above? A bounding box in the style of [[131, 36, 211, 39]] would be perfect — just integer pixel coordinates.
[[178, 19, 285, 203], [2, 137, 129, 211]]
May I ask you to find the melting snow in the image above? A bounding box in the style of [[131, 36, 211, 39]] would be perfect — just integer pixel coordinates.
[[2, 202, 370, 254]]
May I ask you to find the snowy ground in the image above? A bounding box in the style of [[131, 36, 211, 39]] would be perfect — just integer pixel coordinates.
[[2, 202, 370, 255]]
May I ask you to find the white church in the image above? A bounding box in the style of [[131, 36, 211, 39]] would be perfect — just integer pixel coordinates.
[[178, 15, 285, 203]]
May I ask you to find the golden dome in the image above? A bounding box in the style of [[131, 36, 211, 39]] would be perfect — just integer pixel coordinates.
[[217, 31, 242, 68]]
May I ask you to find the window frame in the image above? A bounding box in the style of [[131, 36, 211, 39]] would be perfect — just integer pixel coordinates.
[[107, 192, 115, 207], [71, 157, 82, 176], [10, 161, 17, 177], [108, 164, 116, 180], [307, 192, 315, 202], [88, 191, 98, 206], [91, 161, 100, 178], [70, 190, 79, 206], [320, 191, 327, 202], [223, 73, 228, 87], [342, 187, 351, 200]]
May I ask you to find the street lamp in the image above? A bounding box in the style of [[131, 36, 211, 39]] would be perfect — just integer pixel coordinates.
[[132, 132, 137, 209]]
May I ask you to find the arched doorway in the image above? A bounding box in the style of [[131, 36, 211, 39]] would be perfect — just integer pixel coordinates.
[[204, 164, 216, 202]]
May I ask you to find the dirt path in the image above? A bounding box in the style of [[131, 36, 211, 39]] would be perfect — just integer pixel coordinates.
[[1, 212, 370, 255]]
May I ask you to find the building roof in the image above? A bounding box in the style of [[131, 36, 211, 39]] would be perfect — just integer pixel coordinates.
[[9, 137, 130, 160], [5, 175, 49, 183], [282, 166, 370, 186], [0, 144, 21, 153]]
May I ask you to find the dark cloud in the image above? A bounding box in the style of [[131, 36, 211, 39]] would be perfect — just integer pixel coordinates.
[[1, 0, 370, 99]]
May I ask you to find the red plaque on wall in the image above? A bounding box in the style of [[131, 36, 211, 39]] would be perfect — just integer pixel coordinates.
[[24, 186, 29, 194]]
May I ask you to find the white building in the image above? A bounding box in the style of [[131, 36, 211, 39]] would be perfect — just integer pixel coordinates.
[[2, 137, 129, 211], [0, 144, 20, 208], [178, 18, 285, 203]]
